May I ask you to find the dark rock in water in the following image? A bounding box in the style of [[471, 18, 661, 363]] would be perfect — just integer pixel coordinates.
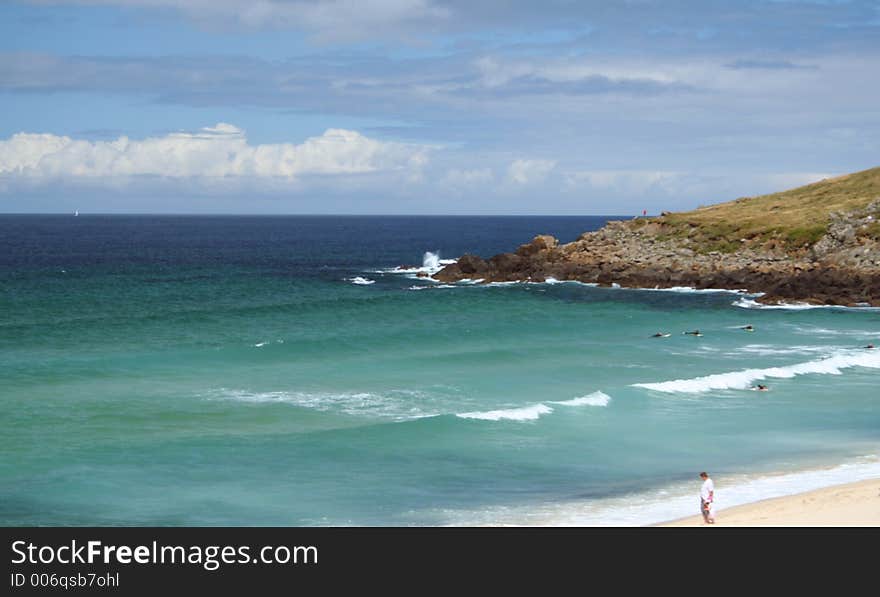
[[488, 252, 522, 274], [431, 210, 880, 306], [456, 254, 488, 275], [433, 254, 485, 282]]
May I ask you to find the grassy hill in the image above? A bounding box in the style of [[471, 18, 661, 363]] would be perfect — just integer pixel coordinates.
[[634, 166, 880, 254]]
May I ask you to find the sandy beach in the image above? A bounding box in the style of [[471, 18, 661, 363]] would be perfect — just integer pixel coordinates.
[[657, 478, 880, 526]]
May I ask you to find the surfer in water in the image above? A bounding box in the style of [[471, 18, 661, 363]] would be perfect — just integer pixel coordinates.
[[652, 332, 670, 338], [752, 384, 769, 391], [741, 324, 754, 332], [683, 329, 702, 336], [865, 344, 875, 349]]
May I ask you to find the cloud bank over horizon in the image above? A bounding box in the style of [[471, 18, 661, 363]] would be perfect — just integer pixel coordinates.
[[0, 122, 835, 214], [0, 123, 428, 181]]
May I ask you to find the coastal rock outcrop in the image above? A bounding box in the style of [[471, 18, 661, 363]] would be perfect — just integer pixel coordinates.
[[434, 209, 880, 306], [436, 167, 880, 305]]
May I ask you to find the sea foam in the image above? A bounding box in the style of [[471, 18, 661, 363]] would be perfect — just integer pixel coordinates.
[[457, 391, 610, 421], [208, 388, 436, 420], [383, 251, 457, 276], [650, 286, 749, 294], [550, 391, 611, 407], [633, 349, 880, 393], [733, 298, 822, 310], [733, 297, 880, 311], [736, 344, 836, 357], [457, 404, 553, 421]]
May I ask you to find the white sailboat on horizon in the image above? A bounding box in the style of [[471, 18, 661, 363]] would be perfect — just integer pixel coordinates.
[[74, 210, 79, 216]]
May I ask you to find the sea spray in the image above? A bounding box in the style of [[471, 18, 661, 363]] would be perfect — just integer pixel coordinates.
[[380, 250, 456, 276], [423, 251, 441, 270]]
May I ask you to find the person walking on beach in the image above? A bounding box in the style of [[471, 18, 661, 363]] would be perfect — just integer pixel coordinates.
[[699, 472, 716, 524]]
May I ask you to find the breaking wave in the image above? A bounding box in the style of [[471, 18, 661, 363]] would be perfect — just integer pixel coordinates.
[[457, 404, 553, 421], [632, 349, 880, 393], [382, 251, 457, 276], [550, 391, 611, 407], [457, 391, 611, 421], [733, 298, 880, 311]]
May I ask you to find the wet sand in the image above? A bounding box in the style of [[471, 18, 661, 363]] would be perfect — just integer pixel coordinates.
[[657, 478, 880, 526]]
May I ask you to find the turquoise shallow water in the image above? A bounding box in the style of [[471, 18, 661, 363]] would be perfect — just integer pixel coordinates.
[[2, 215, 879, 526]]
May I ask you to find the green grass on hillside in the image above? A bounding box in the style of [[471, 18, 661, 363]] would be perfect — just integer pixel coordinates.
[[642, 166, 880, 254]]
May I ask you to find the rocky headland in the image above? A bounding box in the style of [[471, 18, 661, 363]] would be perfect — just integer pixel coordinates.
[[434, 167, 880, 306]]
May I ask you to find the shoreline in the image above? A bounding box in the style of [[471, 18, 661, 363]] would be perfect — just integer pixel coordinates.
[[654, 478, 880, 526], [418, 274, 880, 311], [439, 457, 880, 526]]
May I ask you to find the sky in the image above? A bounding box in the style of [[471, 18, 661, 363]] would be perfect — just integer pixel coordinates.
[[0, 0, 878, 214]]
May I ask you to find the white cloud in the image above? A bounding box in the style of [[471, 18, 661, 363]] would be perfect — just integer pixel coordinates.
[[0, 124, 429, 183], [506, 159, 556, 185]]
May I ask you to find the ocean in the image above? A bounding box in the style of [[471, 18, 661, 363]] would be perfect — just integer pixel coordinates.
[[1, 214, 879, 526]]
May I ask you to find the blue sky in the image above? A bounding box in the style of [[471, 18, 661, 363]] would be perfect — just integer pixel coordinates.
[[1, 0, 878, 214]]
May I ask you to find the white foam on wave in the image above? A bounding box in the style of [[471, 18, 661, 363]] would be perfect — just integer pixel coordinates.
[[733, 297, 821, 310], [633, 348, 880, 393], [550, 391, 611, 407], [734, 297, 880, 311], [457, 391, 610, 421], [736, 344, 837, 357], [524, 279, 598, 287], [486, 281, 521, 287], [457, 404, 553, 421], [408, 284, 456, 290], [207, 388, 437, 420], [381, 251, 457, 277], [790, 325, 880, 339], [651, 286, 750, 294], [348, 276, 375, 285]]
